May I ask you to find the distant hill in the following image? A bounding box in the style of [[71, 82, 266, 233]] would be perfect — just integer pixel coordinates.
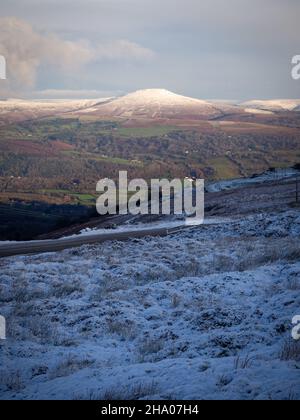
[[241, 99, 300, 112], [0, 98, 110, 125], [1, 92, 300, 126], [77, 89, 240, 121]]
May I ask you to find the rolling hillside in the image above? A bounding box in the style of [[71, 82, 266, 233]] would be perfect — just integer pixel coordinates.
[[0, 89, 299, 211]]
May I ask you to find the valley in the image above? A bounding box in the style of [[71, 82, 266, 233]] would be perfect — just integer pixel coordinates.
[[0, 90, 299, 240]]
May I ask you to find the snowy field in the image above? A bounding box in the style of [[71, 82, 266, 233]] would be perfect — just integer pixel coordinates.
[[0, 209, 300, 400]]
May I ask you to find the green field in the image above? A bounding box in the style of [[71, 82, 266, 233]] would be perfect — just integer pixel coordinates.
[[116, 126, 178, 138], [38, 189, 97, 205], [206, 157, 241, 180]]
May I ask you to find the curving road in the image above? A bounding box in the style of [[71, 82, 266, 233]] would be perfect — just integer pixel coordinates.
[[0, 225, 187, 258]]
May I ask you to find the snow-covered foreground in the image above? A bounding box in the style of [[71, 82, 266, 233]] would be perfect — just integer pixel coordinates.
[[0, 209, 300, 400]]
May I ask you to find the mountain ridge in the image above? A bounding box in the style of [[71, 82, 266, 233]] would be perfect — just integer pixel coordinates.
[[78, 88, 237, 120]]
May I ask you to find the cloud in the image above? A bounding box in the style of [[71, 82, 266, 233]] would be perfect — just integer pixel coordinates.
[[0, 17, 92, 91], [0, 17, 155, 95]]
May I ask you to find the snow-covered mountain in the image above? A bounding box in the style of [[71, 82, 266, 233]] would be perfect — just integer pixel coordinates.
[[241, 99, 300, 112], [0, 98, 111, 125], [79, 89, 237, 120], [1, 92, 300, 125]]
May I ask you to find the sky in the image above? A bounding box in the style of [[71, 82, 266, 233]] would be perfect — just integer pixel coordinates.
[[0, 0, 300, 100]]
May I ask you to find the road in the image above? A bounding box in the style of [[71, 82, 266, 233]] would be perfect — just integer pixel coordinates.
[[0, 225, 187, 258]]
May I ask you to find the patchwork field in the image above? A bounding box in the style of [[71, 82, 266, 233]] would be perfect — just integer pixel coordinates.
[[0, 115, 299, 206]]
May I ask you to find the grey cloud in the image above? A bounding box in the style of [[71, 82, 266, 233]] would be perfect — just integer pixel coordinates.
[[0, 17, 93, 91], [0, 16, 155, 95]]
